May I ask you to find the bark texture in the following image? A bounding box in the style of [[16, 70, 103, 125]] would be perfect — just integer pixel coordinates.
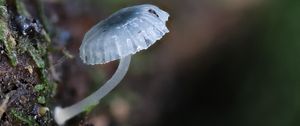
[[0, 0, 54, 125]]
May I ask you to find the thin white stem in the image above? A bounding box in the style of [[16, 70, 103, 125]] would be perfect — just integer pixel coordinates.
[[54, 55, 131, 125]]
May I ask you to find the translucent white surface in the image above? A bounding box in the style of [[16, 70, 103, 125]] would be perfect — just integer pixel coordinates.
[[54, 56, 131, 125], [80, 4, 169, 65]]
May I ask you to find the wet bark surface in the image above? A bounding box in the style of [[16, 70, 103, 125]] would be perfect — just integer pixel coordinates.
[[0, 0, 54, 125], [0, 54, 53, 126]]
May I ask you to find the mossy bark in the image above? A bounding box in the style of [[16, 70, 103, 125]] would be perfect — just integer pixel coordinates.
[[0, 0, 55, 125]]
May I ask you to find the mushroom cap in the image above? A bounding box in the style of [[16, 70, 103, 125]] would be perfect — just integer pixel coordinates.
[[79, 4, 169, 65]]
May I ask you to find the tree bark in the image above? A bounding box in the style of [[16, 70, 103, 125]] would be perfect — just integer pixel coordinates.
[[0, 0, 54, 125]]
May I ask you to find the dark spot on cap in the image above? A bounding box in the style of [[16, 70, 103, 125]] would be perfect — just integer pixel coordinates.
[[148, 9, 159, 18], [143, 36, 151, 46]]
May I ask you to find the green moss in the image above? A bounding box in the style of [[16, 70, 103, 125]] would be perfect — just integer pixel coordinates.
[[0, 0, 5, 15], [0, 23, 18, 66], [28, 48, 45, 68], [37, 96, 46, 104], [39, 69, 54, 95], [18, 38, 46, 68], [0, 21, 6, 42], [17, 36, 54, 106], [0, 0, 54, 124], [10, 109, 38, 126], [34, 82, 52, 97], [14, 0, 50, 69], [34, 81, 54, 105], [0, 7, 6, 19], [4, 35, 18, 66], [34, 84, 45, 92], [25, 43, 46, 69], [0, 3, 18, 67], [0, 0, 5, 6], [15, 0, 30, 17], [18, 38, 52, 100]]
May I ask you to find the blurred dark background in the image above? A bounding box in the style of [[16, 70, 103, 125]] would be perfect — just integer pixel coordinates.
[[32, 0, 300, 125]]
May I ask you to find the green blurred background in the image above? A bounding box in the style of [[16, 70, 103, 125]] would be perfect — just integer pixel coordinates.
[[41, 0, 300, 125]]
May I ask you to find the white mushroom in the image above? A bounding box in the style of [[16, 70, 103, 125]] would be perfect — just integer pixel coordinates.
[[54, 4, 169, 125]]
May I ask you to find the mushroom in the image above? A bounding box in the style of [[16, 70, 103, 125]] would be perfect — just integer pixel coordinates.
[[54, 4, 169, 125]]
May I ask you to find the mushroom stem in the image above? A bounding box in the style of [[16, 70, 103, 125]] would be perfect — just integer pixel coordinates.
[[54, 55, 131, 125]]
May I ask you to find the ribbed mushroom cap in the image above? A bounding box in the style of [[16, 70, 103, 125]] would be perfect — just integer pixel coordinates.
[[79, 4, 169, 65]]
